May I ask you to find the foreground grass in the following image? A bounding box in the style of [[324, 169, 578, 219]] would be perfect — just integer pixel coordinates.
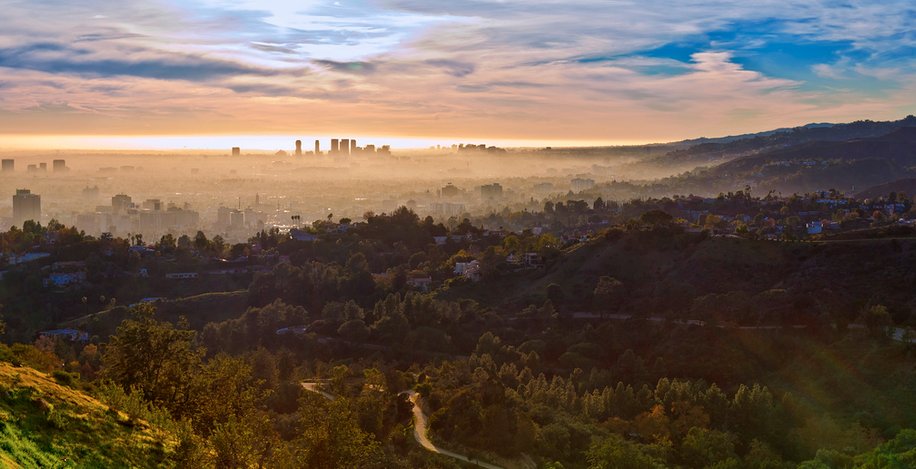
[[0, 361, 176, 468]]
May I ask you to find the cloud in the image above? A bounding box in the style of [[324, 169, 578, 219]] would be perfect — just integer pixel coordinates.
[[250, 42, 298, 54], [0, 0, 914, 141], [425, 59, 475, 77], [312, 59, 377, 74], [0, 42, 283, 81]]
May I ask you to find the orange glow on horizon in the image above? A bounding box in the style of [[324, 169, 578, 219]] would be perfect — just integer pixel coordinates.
[[0, 134, 656, 151]]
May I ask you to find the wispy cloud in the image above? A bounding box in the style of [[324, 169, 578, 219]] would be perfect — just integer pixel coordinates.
[[0, 0, 913, 141]]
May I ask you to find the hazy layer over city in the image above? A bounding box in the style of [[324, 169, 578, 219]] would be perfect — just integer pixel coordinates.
[[1, 142, 679, 241]]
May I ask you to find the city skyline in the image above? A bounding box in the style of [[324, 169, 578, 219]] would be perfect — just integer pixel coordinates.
[[0, 1, 914, 149]]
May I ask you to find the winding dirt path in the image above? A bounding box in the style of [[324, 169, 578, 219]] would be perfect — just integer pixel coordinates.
[[300, 381, 503, 468], [401, 390, 504, 469]]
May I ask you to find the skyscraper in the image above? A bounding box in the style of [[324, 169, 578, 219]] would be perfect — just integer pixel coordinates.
[[341, 139, 351, 156], [52, 159, 67, 172], [350, 139, 357, 155], [314, 140, 320, 155], [331, 139, 339, 154], [13, 189, 41, 226], [232, 147, 241, 156], [1, 159, 12, 172], [112, 194, 132, 214], [295, 140, 302, 156]]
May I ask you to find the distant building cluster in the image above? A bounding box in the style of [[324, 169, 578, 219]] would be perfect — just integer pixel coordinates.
[[480, 183, 504, 200], [0, 158, 69, 173], [74, 193, 200, 239], [215, 205, 267, 239], [454, 144, 507, 154], [571, 177, 596, 192], [230, 139, 392, 157]]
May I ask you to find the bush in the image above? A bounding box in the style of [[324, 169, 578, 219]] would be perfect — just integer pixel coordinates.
[[52, 370, 76, 387]]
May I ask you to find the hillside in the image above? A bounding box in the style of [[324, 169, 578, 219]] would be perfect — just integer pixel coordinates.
[[0, 361, 177, 467], [629, 125, 916, 197], [652, 115, 916, 168], [442, 230, 916, 326], [857, 177, 916, 200], [63, 290, 250, 338]]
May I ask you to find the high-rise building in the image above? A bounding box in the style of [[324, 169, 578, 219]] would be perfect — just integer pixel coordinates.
[[295, 140, 302, 156], [350, 139, 357, 155], [142, 199, 162, 211], [480, 183, 504, 199], [314, 140, 321, 155], [52, 159, 67, 172], [112, 194, 132, 214], [13, 189, 41, 226], [1, 159, 13, 172], [330, 139, 339, 154], [39, 163, 47, 171], [340, 139, 351, 156], [232, 147, 241, 156]]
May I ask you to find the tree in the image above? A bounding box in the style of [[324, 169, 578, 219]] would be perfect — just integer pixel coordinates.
[[680, 427, 737, 468], [546, 283, 565, 307], [861, 304, 892, 338], [594, 276, 625, 316], [100, 304, 203, 418], [640, 210, 673, 227], [338, 319, 370, 342], [293, 397, 384, 469], [209, 413, 277, 468], [587, 434, 666, 469], [594, 197, 606, 211], [191, 354, 265, 434], [193, 230, 209, 252], [158, 233, 177, 252]]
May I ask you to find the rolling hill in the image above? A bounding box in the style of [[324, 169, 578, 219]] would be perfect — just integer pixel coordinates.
[[0, 361, 177, 467]]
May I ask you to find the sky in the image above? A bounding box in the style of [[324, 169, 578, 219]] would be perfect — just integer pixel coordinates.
[[0, 0, 914, 149]]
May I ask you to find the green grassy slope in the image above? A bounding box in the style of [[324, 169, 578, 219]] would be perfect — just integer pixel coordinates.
[[0, 361, 177, 467]]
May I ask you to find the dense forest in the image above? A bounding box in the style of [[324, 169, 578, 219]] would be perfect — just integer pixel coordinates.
[[1, 205, 915, 467]]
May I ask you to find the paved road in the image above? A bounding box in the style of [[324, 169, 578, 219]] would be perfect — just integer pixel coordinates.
[[299, 381, 503, 468]]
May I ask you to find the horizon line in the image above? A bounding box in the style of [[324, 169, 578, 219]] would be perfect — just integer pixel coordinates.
[[0, 133, 658, 152]]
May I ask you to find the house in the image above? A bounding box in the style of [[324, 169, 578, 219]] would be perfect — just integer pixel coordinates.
[[407, 274, 433, 291], [206, 268, 248, 276], [165, 272, 199, 279], [129, 245, 156, 256], [5, 252, 51, 265], [454, 260, 481, 281], [45, 272, 86, 287], [276, 325, 310, 335], [52, 261, 86, 272], [524, 252, 544, 267], [39, 329, 89, 342], [289, 228, 317, 242], [806, 221, 823, 235]]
